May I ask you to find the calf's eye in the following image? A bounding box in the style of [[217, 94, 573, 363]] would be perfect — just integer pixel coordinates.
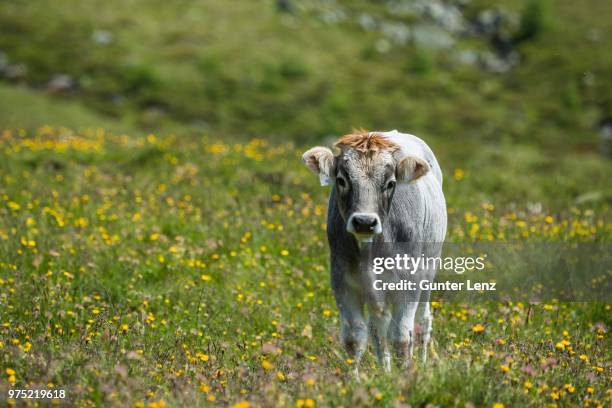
[[336, 177, 346, 188], [385, 180, 396, 191]]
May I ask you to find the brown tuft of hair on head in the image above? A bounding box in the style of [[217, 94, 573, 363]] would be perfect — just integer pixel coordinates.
[[334, 130, 399, 153]]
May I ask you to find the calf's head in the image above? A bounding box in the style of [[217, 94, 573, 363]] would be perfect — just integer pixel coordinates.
[[302, 132, 429, 241]]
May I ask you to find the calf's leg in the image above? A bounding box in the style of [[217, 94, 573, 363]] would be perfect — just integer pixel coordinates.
[[369, 302, 392, 372], [389, 299, 419, 368], [337, 290, 367, 376], [417, 293, 433, 363]]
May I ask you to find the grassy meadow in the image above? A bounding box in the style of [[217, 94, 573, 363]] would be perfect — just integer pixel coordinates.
[[0, 0, 611, 407], [0, 126, 609, 407]]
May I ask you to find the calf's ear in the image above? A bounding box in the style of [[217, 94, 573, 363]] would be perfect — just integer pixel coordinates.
[[396, 155, 429, 183], [302, 146, 334, 186]]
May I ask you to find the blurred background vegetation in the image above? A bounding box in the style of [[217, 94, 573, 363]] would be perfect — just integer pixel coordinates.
[[0, 0, 610, 206]]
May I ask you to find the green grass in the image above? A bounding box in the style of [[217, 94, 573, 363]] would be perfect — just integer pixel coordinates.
[[0, 128, 609, 407], [0, 84, 134, 134]]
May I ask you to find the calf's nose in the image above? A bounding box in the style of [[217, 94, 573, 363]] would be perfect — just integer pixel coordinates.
[[350, 214, 379, 234]]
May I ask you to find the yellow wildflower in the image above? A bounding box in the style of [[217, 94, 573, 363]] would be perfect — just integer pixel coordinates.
[[472, 324, 485, 333]]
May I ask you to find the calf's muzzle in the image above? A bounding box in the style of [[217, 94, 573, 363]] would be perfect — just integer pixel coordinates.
[[347, 212, 382, 235]]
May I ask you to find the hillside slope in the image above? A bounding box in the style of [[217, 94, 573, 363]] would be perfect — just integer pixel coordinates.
[[0, 0, 610, 151]]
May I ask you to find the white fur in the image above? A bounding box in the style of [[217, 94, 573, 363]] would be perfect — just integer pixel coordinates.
[[373, 130, 426, 161]]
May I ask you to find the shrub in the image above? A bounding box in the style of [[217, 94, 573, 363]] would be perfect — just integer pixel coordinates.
[[278, 57, 309, 80], [514, 0, 550, 44]]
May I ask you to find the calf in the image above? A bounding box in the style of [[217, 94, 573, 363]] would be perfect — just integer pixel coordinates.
[[302, 130, 447, 372]]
